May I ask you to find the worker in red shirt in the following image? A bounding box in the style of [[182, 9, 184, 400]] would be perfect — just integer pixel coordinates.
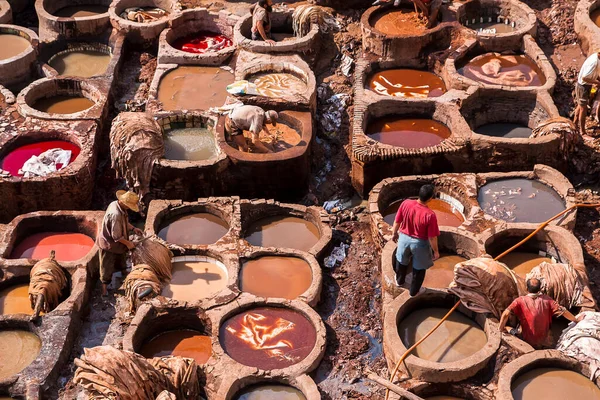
[[391, 184, 440, 296], [499, 278, 581, 349]]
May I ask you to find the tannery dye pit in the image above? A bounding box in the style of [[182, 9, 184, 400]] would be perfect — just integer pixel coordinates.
[[474, 123, 532, 138], [0, 34, 31, 60], [10, 232, 94, 261], [244, 216, 320, 251], [234, 384, 307, 400], [239, 256, 313, 300], [220, 306, 316, 370], [459, 54, 546, 87], [49, 50, 112, 78], [163, 127, 218, 161], [53, 5, 108, 18], [32, 96, 95, 114], [478, 178, 566, 223], [161, 257, 229, 301], [398, 307, 487, 362], [511, 368, 600, 400], [499, 252, 553, 277], [372, 8, 428, 35], [0, 140, 80, 176], [0, 283, 34, 315], [158, 213, 229, 245], [367, 117, 451, 148], [0, 330, 41, 380], [157, 66, 234, 111], [368, 69, 446, 98], [248, 72, 307, 98], [139, 330, 212, 364], [172, 32, 233, 54]]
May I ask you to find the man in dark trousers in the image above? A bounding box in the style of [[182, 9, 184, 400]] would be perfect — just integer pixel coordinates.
[[390, 184, 440, 296], [499, 278, 581, 349]]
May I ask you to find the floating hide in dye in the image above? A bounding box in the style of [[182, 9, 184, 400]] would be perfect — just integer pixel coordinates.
[[110, 112, 164, 200]]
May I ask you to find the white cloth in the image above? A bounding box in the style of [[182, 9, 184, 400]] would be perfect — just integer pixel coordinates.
[[230, 105, 266, 135], [556, 311, 600, 380], [578, 53, 600, 85], [20, 148, 72, 177]]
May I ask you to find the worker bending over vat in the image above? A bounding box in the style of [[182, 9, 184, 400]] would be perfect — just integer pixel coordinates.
[[225, 104, 279, 154], [390, 184, 441, 296]]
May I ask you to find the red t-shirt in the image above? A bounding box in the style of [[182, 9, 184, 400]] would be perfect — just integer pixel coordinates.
[[394, 199, 440, 240], [508, 294, 563, 348]]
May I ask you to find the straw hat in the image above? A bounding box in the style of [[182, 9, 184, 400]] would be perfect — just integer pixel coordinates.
[[116, 190, 140, 212]]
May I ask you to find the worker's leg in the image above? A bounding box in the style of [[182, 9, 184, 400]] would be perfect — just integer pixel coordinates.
[[395, 234, 412, 286], [575, 83, 591, 135], [232, 134, 249, 152], [98, 249, 116, 296], [410, 268, 426, 296], [412, 0, 429, 17], [251, 136, 274, 153]]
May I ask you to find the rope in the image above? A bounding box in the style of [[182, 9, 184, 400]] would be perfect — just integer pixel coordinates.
[[384, 202, 600, 400]]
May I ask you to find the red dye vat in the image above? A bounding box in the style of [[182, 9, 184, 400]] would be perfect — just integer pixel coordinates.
[[10, 232, 94, 261], [0, 140, 80, 176], [172, 32, 233, 54]]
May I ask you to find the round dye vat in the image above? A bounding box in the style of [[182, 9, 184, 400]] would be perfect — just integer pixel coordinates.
[[499, 252, 552, 277], [423, 254, 467, 289], [459, 54, 546, 87], [0, 283, 35, 315], [0, 140, 81, 176], [249, 72, 307, 98], [467, 21, 515, 34], [235, 384, 307, 400], [140, 330, 212, 364], [383, 198, 465, 227], [475, 123, 532, 139], [172, 32, 233, 54], [238, 122, 302, 153], [368, 69, 446, 98], [244, 216, 320, 252], [158, 213, 229, 245], [511, 368, 600, 400], [240, 256, 313, 300], [162, 258, 229, 302], [0, 34, 31, 60], [367, 117, 451, 148], [478, 178, 566, 223], [0, 330, 41, 380], [10, 232, 94, 261], [53, 5, 108, 17], [33, 96, 95, 114], [163, 127, 218, 161], [398, 307, 487, 363], [372, 8, 428, 35], [591, 9, 600, 27], [157, 66, 234, 111], [49, 50, 111, 78], [220, 306, 317, 370]]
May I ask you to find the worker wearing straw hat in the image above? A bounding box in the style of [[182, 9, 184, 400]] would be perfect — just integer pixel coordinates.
[[96, 190, 143, 296]]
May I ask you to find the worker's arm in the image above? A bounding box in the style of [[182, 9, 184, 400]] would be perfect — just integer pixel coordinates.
[[498, 308, 512, 333], [118, 238, 135, 250], [429, 236, 440, 260], [251, 131, 273, 153], [127, 222, 143, 235], [257, 21, 275, 44], [561, 310, 581, 323], [391, 221, 400, 242]]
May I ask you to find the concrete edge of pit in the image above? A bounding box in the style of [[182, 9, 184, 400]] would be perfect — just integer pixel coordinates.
[[575, 0, 600, 56], [496, 349, 600, 399], [157, 8, 238, 66], [382, 290, 501, 383], [216, 372, 320, 400], [0, 24, 38, 90], [0, 1, 11, 24], [35, 0, 112, 42]]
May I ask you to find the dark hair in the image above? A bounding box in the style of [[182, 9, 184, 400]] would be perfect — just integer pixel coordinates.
[[257, 0, 272, 11], [419, 184, 435, 202], [526, 278, 542, 294]]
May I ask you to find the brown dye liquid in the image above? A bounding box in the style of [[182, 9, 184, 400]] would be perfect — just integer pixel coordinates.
[[240, 256, 312, 300], [591, 9, 600, 27], [235, 122, 301, 153], [468, 22, 515, 34], [33, 96, 94, 114], [49, 50, 111, 78], [368, 69, 446, 98], [140, 330, 212, 364], [158, 213, 229, 245], [162, 260, 228, 301], [0, 284, 35, 315], [0, 330, 42, 380], [478, 178, 566, 223], [475, 123, 532, 138], [423, 254, 467, 289], [511, 368, 600, 400], [372, 9, 428, 35], [382, 198, 464, 227], [459, 54, 546, 87], [249, 72, 306, 98], [157, 66, 234, 111], [367, 117, 451, 148], [0, 34, 31, 60], [163, 127, 218, 161], [220, 306, 317, 370], [54, 5, 108, 17], [398, 307, 487, 363], [499, 252, 552, 277], [235, 384, 307, 400], [244, 216, 320, 252]]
